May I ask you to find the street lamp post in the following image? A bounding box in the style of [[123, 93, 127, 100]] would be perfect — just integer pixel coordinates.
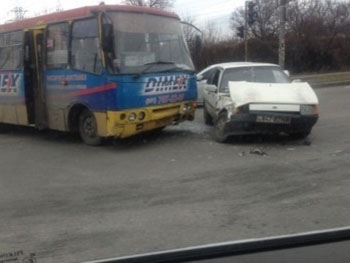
[[279, 0, 287, 69], [245, 1, 248, 61]]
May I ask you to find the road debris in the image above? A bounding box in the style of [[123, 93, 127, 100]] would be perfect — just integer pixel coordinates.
[[249, 148, 268, 156], [238, 151, 246, 157]]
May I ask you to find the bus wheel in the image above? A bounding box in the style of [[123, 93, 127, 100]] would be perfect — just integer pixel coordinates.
[[79, 109, 102, 146]]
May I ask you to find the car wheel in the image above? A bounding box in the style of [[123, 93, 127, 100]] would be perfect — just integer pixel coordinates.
[[203, 103, 213, 126], [79, 109, 102, 146], [213, 112, 229, 143]]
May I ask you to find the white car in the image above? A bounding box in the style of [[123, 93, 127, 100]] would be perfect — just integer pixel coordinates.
[[197, 62, 319, 142]]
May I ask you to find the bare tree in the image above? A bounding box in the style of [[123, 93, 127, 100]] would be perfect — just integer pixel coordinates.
[[202, 20, 223, 44], [230, 0, 280, 40], [287, 0, 350, 71], [228, 0, 350, 71], [122, 0, 175, 10]]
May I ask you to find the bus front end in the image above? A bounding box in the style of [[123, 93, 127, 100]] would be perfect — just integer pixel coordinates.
[[100, 73, 196, 139], [96, 8, 197, 140]]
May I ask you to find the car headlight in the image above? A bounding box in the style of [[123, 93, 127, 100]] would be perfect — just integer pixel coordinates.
[[224, 103, 234, 113], [300, 105, 318, 115], [233, 104, 249, 114]]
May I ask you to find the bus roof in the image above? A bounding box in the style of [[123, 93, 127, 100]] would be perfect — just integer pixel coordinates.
[[0, 4, 180, 32]]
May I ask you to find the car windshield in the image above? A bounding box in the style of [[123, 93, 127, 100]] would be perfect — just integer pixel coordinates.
[[220, 66, 291, 92]]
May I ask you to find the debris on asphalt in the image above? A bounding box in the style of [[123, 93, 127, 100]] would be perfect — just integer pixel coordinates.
[[238, 151, 246, 157], [249, 148, 268, 156]]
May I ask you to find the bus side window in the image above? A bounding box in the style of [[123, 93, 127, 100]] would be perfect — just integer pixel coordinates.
[[0, 31, 22, 70], [71, 18, 102, 74], [46, 22, 69, 68]]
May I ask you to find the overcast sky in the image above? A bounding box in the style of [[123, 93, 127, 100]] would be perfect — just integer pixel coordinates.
[[1, 0, 246, 34]]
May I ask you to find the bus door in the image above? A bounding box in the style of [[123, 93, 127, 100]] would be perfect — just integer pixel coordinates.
[[23, 29, 47, 129]]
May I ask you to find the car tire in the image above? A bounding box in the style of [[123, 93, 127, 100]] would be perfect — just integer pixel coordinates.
[[79, 109, 102, 146], [213, 112, 229, 143], [203, 103, 213, 126]]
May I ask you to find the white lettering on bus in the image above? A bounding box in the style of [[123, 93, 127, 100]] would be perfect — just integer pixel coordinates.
[[145, 93, 185, 105], [143, 75, 188, 95]]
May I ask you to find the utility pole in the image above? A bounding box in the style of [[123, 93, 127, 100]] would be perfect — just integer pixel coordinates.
[[11, 6, 27, 21], [244, 1, 248, 61], [279, 0, 286, 69], [244, 1, 258, 61]]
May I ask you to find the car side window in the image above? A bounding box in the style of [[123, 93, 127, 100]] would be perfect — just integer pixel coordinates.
[[199, 68, 214, 82], [208, 68, 220, 86], [219, 70, 231, 93]]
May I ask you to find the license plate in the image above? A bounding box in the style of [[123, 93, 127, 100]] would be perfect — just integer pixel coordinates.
[[256, 115, 291, 124]]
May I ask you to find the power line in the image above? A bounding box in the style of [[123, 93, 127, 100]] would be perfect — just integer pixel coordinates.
[[11, 6, 27, 21]]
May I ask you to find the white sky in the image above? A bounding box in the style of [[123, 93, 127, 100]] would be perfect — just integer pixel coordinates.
[[175, 0, 245, 35], [1, 0, 246, 34]]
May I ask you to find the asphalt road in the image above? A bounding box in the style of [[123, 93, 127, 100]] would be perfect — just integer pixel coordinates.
[[0, 85, 349, 263]]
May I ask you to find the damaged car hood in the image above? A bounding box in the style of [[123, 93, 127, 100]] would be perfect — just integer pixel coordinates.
[[228, 81, 319, 108]]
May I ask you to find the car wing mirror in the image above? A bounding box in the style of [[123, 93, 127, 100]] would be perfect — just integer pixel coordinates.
[[196, 75, 203, 81], [205, 84, 217, 93]]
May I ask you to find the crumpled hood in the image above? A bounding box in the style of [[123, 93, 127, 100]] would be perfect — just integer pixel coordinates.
[[228, 81, 319, 108]]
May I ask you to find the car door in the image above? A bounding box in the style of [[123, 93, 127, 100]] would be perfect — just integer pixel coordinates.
[[196, 67, 215, 105], [205, 68, 222, 118]]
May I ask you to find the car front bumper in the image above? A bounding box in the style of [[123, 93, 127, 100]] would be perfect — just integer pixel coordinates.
[[223, 112, 319, 136]]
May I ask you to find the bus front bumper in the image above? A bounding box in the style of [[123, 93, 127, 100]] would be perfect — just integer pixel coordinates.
[[94, 101, 196, 139]]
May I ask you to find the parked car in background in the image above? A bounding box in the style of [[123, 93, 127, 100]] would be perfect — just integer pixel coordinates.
[[198, 62, 319, 142]]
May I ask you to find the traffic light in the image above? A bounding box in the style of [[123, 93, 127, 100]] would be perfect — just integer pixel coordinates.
[[247, 1, 258, 26], [237, 26, 244, 38]]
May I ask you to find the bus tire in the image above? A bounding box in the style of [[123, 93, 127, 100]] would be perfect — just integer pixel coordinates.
[[79, 109, 102, 146]]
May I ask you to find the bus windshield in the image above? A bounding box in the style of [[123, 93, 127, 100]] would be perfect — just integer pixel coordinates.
[[105, 11, 194, 74]]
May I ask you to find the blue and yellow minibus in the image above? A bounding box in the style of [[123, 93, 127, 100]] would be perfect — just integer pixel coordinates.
[[0, 5, 197, 145]]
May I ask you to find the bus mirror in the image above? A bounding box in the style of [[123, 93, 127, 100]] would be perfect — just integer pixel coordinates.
[[102, 23, 114, 53]]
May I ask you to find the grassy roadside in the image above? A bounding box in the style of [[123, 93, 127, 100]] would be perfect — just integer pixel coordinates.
[[291, 71, 350, 87]]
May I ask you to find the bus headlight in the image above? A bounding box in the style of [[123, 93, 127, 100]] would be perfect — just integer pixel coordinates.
[[138, 111, 146, 120], [128, 112, 137, 121], [183, 103, 193, 111], [120, 113, 126, 120]]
